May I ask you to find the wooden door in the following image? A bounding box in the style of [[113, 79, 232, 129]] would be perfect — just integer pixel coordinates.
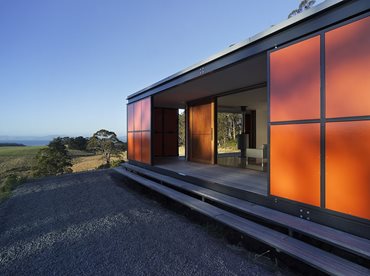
[[188, 100, 215, 164]]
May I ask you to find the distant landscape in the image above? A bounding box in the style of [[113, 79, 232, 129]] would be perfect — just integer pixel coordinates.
[[0, 135, 127, 146], [0, 130, 127, 201]]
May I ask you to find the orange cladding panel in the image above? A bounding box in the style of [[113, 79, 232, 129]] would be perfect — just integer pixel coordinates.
[[141, 131, 151, 164], [128, 132, 134, 160], [326, 16, 370, 118], [134, 100, 142, 131], [134, 132, 142, 162], [326, 121, 370, 220], [189, 102, 214, 164], [141, 97, 151, 131], [270, 36, 321, 122], [128, 104, 134, 132], [270, 124, 321, 206]]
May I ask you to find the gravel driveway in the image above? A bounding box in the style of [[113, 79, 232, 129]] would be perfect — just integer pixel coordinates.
[[0, 169, 288, 275]]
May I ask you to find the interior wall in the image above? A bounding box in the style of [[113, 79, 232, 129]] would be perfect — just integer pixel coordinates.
[[256, 106, 268, 148]]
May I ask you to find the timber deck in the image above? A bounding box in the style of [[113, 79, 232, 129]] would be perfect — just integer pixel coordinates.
[[154, 157, 268, 196], [114, 163, 370, 275]]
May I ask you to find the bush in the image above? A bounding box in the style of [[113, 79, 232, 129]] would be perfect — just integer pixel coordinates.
[[0, 175, 27, 201]]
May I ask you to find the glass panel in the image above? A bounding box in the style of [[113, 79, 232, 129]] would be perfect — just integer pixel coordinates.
[[270, 36, 321, 121], [270, 123, 321, 206], [141, 97, 151, 131], [128, 104, 134, 132], [326, 121, 370, 220], [326, 16, 370, 118], [127, 132, 134, 160], [134, 100, 142, 131], [134, 132, 142, 162], [141, 131, 151, 164]]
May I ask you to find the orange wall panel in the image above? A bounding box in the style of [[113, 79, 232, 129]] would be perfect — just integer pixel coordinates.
[[270, 123, 321, 206], [326, 121, 370, 220], [141, 131, 151, 164], [191, 104, 212, 135], [191, 134, 212, 163], [325, 16, 370, 118], [134, 100, 142, 131], [189, 102, 215, 164], [141, 97, 151, 131], [134, 132, 142, 162], [127, 132, 134, 160], [128, 104, 134, 132], [270, 36, 321, 122]]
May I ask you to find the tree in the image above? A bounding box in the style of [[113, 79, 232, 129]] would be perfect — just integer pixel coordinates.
[[87, 129, 125, 165], [68, 136, 88, 151], [32, 137, 72, 177], [178, 110, 186, 147], [288, 0, 316, 18]]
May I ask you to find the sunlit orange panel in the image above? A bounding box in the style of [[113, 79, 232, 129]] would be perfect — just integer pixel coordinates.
[[270, 124, 320, 206], [141, 97, 151, 131], [141, 131, 151, 164], [128, 104, 134, 132], [326, 121, 370, 220], [270, 36, 321, 121], [127, 132, 134, 160], [134, 101, 142, 131], [191, 134, 212, 163], [326, 16, 370, 118], [134, 132, 141, 162], [191, 104, 212, 135]]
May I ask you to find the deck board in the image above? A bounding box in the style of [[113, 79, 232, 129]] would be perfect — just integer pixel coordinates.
[[115, 167, 370, 275], [121, 163, 370, 260], [154, 157, 268, 196]]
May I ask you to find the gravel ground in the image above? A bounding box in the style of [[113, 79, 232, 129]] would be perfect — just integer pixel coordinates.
[[0, 169, 291, 275]]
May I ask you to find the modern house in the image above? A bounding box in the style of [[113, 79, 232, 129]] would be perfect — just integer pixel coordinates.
[[119, 0, 370, 274]]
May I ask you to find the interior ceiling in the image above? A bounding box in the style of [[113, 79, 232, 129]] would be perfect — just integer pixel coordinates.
[[153, 53, 267, 108], [218, 87, 267, 112]]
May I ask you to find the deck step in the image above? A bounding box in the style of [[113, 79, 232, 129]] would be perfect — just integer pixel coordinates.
[[121, 163, 370, 260], [114, 167, 370, 276]]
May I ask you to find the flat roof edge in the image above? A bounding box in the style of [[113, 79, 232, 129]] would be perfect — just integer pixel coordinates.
[[127, 0, 344, 100]]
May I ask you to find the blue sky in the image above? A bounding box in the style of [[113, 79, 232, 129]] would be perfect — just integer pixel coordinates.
[[0, 0, 322, 137]]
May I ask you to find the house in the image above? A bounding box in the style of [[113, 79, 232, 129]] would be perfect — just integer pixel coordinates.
[[120, 0, 370, 273]]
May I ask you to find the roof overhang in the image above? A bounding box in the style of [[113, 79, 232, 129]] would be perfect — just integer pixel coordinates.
[[127, 0, 370, 104]]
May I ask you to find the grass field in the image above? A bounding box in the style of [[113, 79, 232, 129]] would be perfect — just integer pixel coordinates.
[[0, 146, 127, 180], [0, 145, 127, 201], [0, 146, 46, 180]]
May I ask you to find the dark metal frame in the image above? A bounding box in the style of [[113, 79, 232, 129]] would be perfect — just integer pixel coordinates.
[[126, 5, 370, 238], [127, 0, 369, 104]]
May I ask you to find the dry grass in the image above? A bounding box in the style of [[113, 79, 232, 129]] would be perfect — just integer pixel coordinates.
[[72, 152, 127, 173]]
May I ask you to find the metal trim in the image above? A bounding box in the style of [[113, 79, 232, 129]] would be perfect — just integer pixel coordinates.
[[320, 33, 326, 208], [127, 0, 346, 100]]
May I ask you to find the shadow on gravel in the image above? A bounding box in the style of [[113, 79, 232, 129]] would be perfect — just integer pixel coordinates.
[[111, 171, 322, 276]]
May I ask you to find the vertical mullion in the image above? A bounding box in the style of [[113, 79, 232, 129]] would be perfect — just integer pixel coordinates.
[[267, 51, 271, 197], [320, 33, 326, 208]]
